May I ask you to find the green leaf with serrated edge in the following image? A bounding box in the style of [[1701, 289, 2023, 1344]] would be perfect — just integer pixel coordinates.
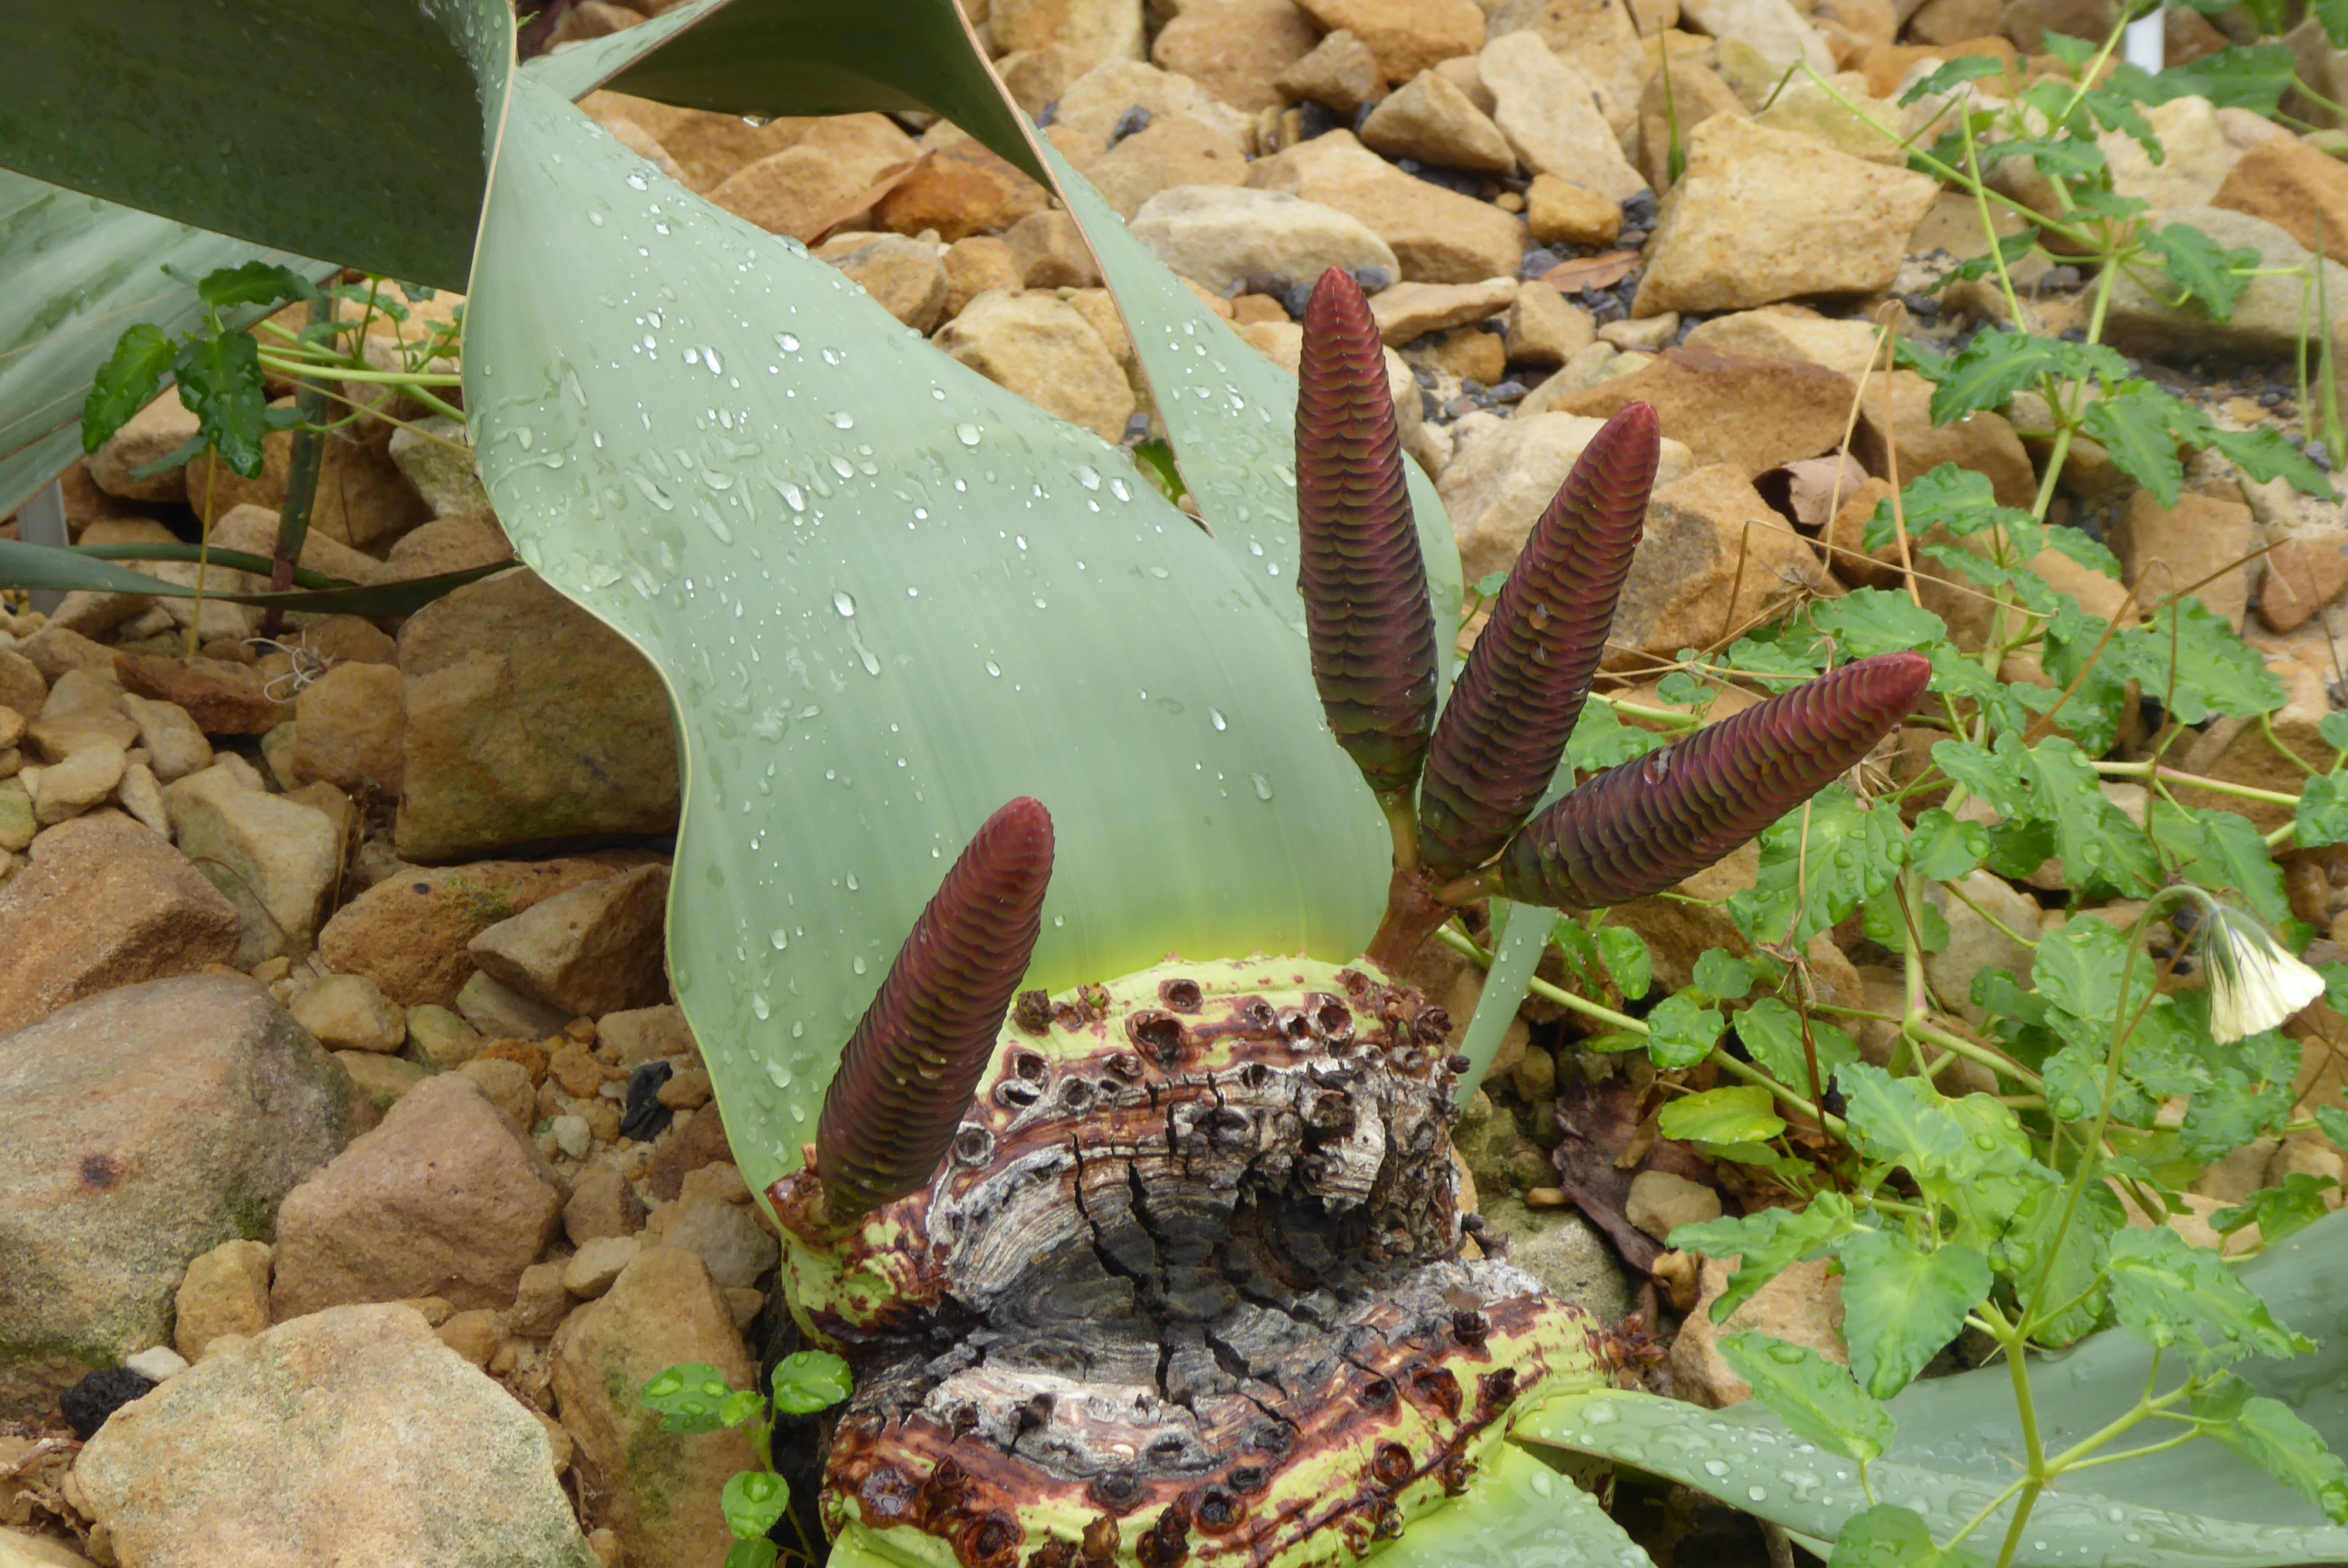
[[2214, 1174, 2340, 1245], [2320, 1104, 2348, 1149], [726, 1541, 780, 1568], [1931, 737, 2026, 816], [1732, 787, 1908, 946], [1371, 1436, 1657, 1568], [2084, 382, 2189, 506], [1867, 464, 2034, 552], [2206, 424, 2340, 501], [2153, 803, 2291, 924], [2126, 44, 2298, 114], [1737, 998, 1860, 1095], [1693, 948, 1757, 1002], [1720, 1333, 1895, 1463], [1908, 808, 1989, 881], [1567, 700, 1666, 771], [1671, 1193, 1861, 1322], [1834, 1230, 1991, 1397], [1925, 329, 2072, 424], [1898, 52, 2010, 103], [1836, 1062, 1967, 1170], [1596, 924, 1652, 1001], [1811, 589, 1949, 660], [2322, 712, 2348, 755], [2300, 773, 2348, 849], [642, 1363, 748, 1434], [2182, 1066, 2296, 1163], [80, 323, 176, 454], [2319, 0, 2348, 47], [170, 329, 268, 478], [2105, 1224, 2312, 1370], [2115, 600, 2286, 724], [1864, 886, 1949, 952], [2042, 1040, 2155, 1126], [1661, 1086, 1786, 1145], [770, 1350, 851, 1414], [1551, 914, 1601, 989], [2195, 1375, 2348, 1523], [1646, 992, 1725, 1070], [2039, 521, 2122, 578], [468, 80, 1396, 1202], [1827, 1503, 1985, 1568], [2032, 915, 2147, 1021], [2147, 224, 2259, 323], [2016, 736, 2160, 893], [722, 1469, 791, 1539], [193, 260, 316, 313]]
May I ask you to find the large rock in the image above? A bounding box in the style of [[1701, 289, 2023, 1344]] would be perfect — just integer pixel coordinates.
[[77, 1305, 595, 1568], [2104, 95, 2239, 212], [0, 813, 241, 1033], [291, 660, 406, 795], [1247, 130, 1528, 283], [2106, 205, 2348, 360], [1681, 305, 1885, 379], [2214, 131, 2348, 258], [934, 290, 1138, 442], [1130, 185, 1399, 296], [270, 1074, 565, 1318], [1549, 344, 1855, 477], [1923, 871, 2042, 1026], [1051, 59, 1255, 148], [183, 419, 429, 552], [1669, 1254, 1848, 1407], [2111, 488, 2258, 630], [0, 975, 351, 1418], [552, 1248, 757, 1568], [395, 569, 679, 862], [1084, 114, 1252, 221], [1487, 0, 1649, 131], [1442, 411, 1698, 582], [387, 417, 492, 518], [1635, 116, 1939, 315], [1680, 0, 1835, 75], [1359, 67, 1517, 171], [1150, 0, 1319, 113], [875, 140, 1053, 244], [86, 393, 196, 504], [1853, 369, 2036, 511], [1480, 31, 1647, 200], [467, 863, 672, 1019], [318, 857, 629, 1008], [814, 232, 953, 333], [1293, 0, 1488, 81], [1608, 464, 1834, 665], [705, 115, 920, 243], [991, 0, 1146, 59], [163, 763, 341, 967]]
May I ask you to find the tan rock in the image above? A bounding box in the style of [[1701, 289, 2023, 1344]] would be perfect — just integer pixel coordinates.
[[1851, 370, 2036, 515], [874, 140, 1051, 243], [164, 763, 340, 967], [1294, 0, 1487, 81], [1625, 1169, 1723, 1241], [1487, 0, 1649, 131], [2106, 205, 2348, 365], [1502, 285, 1598, 365], [1549, 344, 1854, 477], [1361, 68, 1518, 170], [1669, 1253, 1848, 1406], [2110, 488, 2257, 630], [1924, 870, 2042, 1026], [597, 1003, 699, 1069], [710, 145, 897, 243], [1237, 320, 1428, 450], [116, 654, 291, 736], [467, 864, 672, 1019], [1525, 173, 1623, 247], [1052, 59, 1256, 147], [1132, 184, 1399, 295], [1610, 463, 1834, 664], [174, 1238, 274, 1363], [1637, 58, 1748, 193], [942, 236, 1027, 317], [338, 1049, 429, 1111], [1150, 0, 1319, 111], [0, 649, 44, 724], [87, 393, 197, 504], [2261, 535, 2348, 633], [1370, 278, 1520, 343], [2215, 130, 2348, 259], [460, 1057, 538, 1132], [379, 510, 515, 584], [1635, 116, 1939, 315], [1682, 0, 1835, 73], [2103, 95, 2238, 213], [291, 973, 407, 1055], [1480, 32, 1646, 201], [0, 813, 241, 1032], [183, 420, 427, 553], [25, 742, 123, 827], [935, 290, 1140, 441], [1274, 28, 1388, 114], [990, 0, 1146, 58], [1004, 211, 1103, 289], [272, 1073, 565, 1317], [316, 856, 630, 1009], [1247, 130, 1527, 281], [551, 1249, 757, 1568], [812, 232, 950, 332], [1085, 114, 1250, 219], [996, 41, 1111, 116], [1441, 411, 1698, 581], [563, 1235, 642, 1298], [288, 661, 404, 796], [457, 972, 574, 1042], [642, 1194, 778, 1289], [565, 1164, 650, 1246], [1681, 305, 1887, 380], [579, 90, 802, 191]]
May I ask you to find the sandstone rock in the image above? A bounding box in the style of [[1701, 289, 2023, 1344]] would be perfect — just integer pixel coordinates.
[[564, 1236, 642, 1299], [173, 1238, 272, 1363], [379, 509, 517, 583], [1370, 278, 1519, 342], [460, 1057, 539, 1131], [1549, 344, 1854, 476], [288, 661, 405, 797], [271, 1073, 565, 1317], [1131, 185, 1399, 296], [1275, 28, 1388, 114], [991, 0, 1145, 58], [809, 231, 950, 333], [0, 975, 350, 1417], [2215, 132, 2348, 259], [1151, 0, 1319, 111], [1669, 1253, 1847, 1405], [1638, 57, 1749, 192], [317, 857, 626, 1008], [78, 1304, 594, 1568], [25, 742, 122, 827], [643, 1194, 778, 1289], [1681, 305, 1886, 379], [1525, 173, 1623, 247], [2111, 487, 2256, 630], [1004, 211, 1103, 290], [116, 654, 291, 736], [458, 972, 578, 1042], [118, 694, 213, 783], [1247, 130, 1527, 282], [387, 417, 491, 518], [1851, 369, 2036, 513], [1635, 116, 1939, 315], [551, 1249, 757, 1568], [0, 650, 43, 724], [873, 140, 1051, 243], [1088, 114, 1253, 220], [163, 763, 339, 967], [2260, 535, 2348, 633], [2106, 205, 2348, 363], [87, 393, 197, 503], [0, 813, 241, 1032], [1503, 284, 1598, 364], [0, 780, 31, 853], [1488, 0, 1649, 129], [396, 570, 679, 863], [711, 146, 889, 242], [1294, 0, 1487, 81], [598, 1003, 699, 1069], [1625, 1168, 1722, 1239], [2103, 95, 2238, 212], [1361, 68, 1517, 170], [1681, 0, 1834, 73], [1610, 463, 1834, 664], [1442, 411, 1698, 581], [13, 626, 114, 686], [466, 863, 672, 1019], [408, 1004, 485, 1070], [578, 90, 802, 191], [1054, 59, 1255, 147], [565, 1164, 650, 1246], [184, 420, 428, 552], [1481, 32, 1647, 200], [291, 973, 407, 1054], [934, 290, 1139, 442], [339, 1049, 430, 1111]]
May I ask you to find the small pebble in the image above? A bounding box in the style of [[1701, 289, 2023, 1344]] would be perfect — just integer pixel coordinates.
[[551, 1114, 591, 1160], [62, 1366, 157, 1439], [1526, 1187, 1568, 1209], [564, 1235, 642, 1298], [1110, 105, 1153, 142], [123, 1346, 190, 1383], [620, 1060, 674, 1141]]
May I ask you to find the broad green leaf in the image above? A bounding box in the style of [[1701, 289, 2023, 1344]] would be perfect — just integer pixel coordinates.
[[1693, 948, 1757, 1002], [2114, 600, 2286, 724], [193, 260, 317, 313], [1660, 1086, 1786, 1145], [1736, 997, 1860, 1094], [1671, 1192, 1861, 1322], [2320, 0, 2348, 47], [2212, 1174, 2340, 1246], [1730, 786, 1907, 945], [1646, 992, 1726, 1070], [1810, 589, 1949, 660], [1720, 1333, 1895, 1463], [2147, 224, 2259, 323], [2032, 915, 2145, 1022], [80, 323, 175, 454], [2299, 773, 2348, 850], [2013, 736, 2160, 893], [642, 1363, 752, 1434], [721, 1469, 791, 1539], [2083, 383, 2188, 506], [2128, 45, 2298, 115], [2194, 1374, 2348, 1522], [2001, 1170, 2121, 1344], [1595, 924, 1652, 1001], [468, 77, 1391, 1201], [1908, 807, 1989, 881], [1567, 699, 1668, 771], [1948, 225, 2040, 284], [726, 1542, 780, 1568], [1828, 1504, 1985, 1567], [2156, 804, 2291, 924], [170, 330, 269, 478], [2038, 522, 2121, 579], [1922, 330, 2069, 424], [2204, 424, 2340, 501], [1836, 1062, 1965, 1171], [1866, 464, 2034, 551], [2104, 1224, 2312, 1369], [1833, 1229, 1992, 1397], [770, 1350, 851, 1414], [1931, 738, 2026, 817]]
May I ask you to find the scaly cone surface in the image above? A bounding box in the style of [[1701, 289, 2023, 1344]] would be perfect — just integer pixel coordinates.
[[1295, 267, 1439, 809], [1418, 404, 1657, 881], [814, 796, 1054, 1224], [1491, 653, 1931, 909]]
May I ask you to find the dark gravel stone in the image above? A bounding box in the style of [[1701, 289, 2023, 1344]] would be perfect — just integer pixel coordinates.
[[1111, 106, 1153, 142], [1352, 264, 1395, 293], [621, 1060, 675, 1141], [62, 1367, 157, 1440]]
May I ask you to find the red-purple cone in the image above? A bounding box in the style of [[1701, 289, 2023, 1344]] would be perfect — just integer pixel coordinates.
[[1418, 404, 1658, 880], [814, 797, 1054, 1222], [1296, 267, 1439, 799], [1496, 653, 1931, 908]]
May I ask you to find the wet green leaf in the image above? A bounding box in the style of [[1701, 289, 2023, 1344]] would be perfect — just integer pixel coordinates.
[[642, 1363, 752, 1434], [1661, 1086, 1786, 1145], [1720, 1333, 1895, 1464], [2114, 600, 2286, 724], [170, 329, 267, 478], [2147, 224, 2259, 323], [2104, 1224, 2312, 1369], [1672, 1192, 1860, 1322], [770, 1350, 851, 1415], [1827, 1503, 1985, 1568], [1736, 998, 1860, 1095], [1693, 948, 1757, 1002], [722, 1469, 791, 1539], [2212, 1174, 2340, 1246], [1646, 992, 1726, 1070], [2298, 774, 2348, 850], [1909, 808, 1989, 882], [1834, 1230, 1992, 1397], [80, 323, 176, 454], [2194, 1374, 2348, 1522], [1596, 924, 1652, 1001]]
